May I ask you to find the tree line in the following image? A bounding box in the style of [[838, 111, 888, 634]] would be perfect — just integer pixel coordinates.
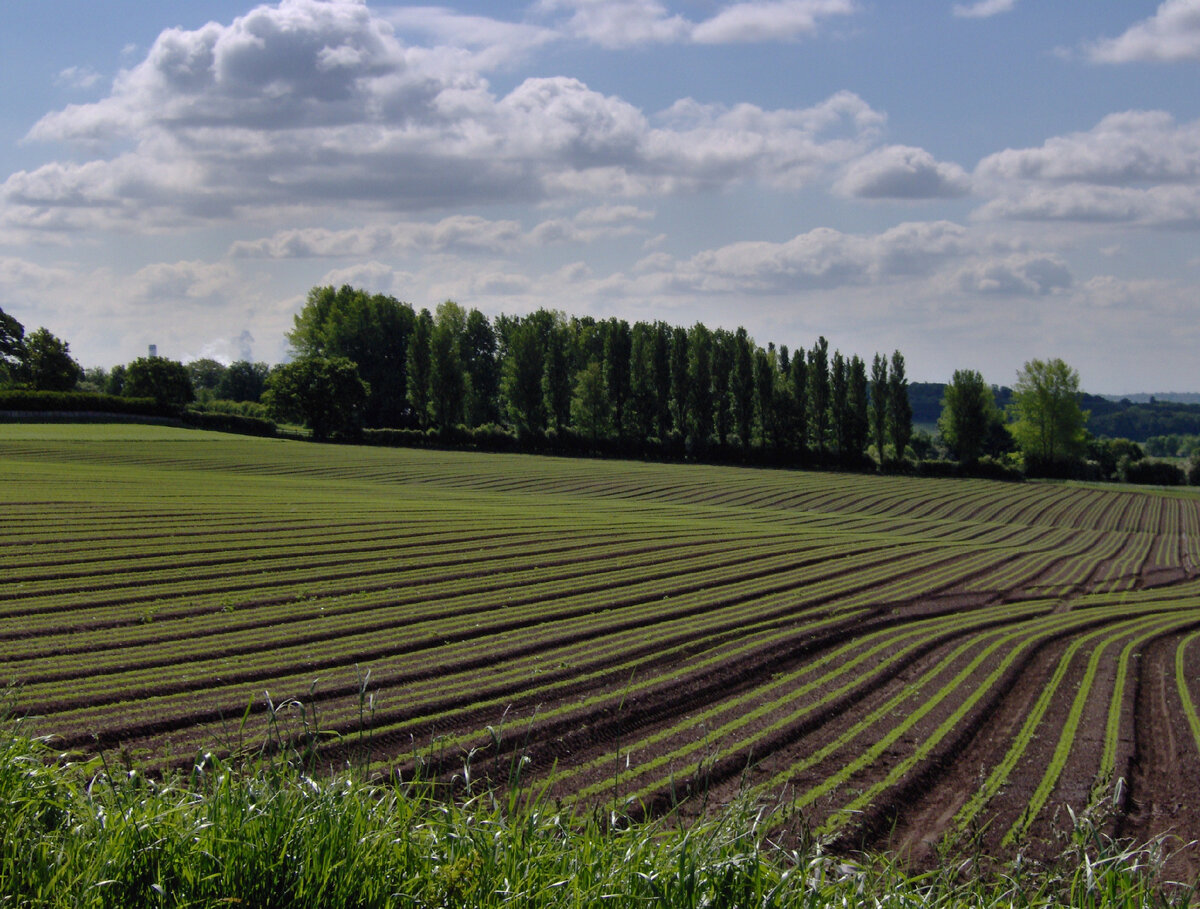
[[272, 285, 916, 464]]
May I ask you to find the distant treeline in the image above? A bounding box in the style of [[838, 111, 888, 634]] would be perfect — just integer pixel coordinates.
[[909, 382, 1200, 443], [278, 285, 915, 466]]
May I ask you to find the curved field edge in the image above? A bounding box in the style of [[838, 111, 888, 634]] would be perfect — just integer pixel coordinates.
[[4, 426, 1200, 870]]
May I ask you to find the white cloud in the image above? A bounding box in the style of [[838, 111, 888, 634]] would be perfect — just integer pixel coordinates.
[[836, 145, 971, 199], [1084, 0, 1200, 63], [54, 66, 104, 90], [950, 253, 1072, 296], [951, 0, 1016, 19], [973, 111, 1200, 228], [536, 0, 855, 46], [691, 1, 857, 44], [3, 1, 885, 237]]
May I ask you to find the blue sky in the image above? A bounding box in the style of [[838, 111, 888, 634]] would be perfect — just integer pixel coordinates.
[[2, 1, 1199, 392]]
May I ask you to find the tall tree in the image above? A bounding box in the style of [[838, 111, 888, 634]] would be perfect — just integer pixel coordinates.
[[938, 369, 999, 466], [651, 322, 672, 439], [218, 361, 270, 403], [462, 309, 499, 427], [808, 337, 830, 455], [710, 328, 733, 445], [628, 322, 657, 442], [869, 353, 888, 463], [405, 309, 433, 427], [571, 360, 611, 441], [264, 356, 368, 442], [731, 327, 755, 447], [1008, 358, 1088, 466], [830, 350, 849, 456], [847, 355, 870, 461], [0, 306, 24, 386], [888, 350, 913, 461], [668, 326, 689, 436], [542, 318, 573, 433], [22, 328, 83, 392], [687, 322, 713, 447], [754, 345, 776, 448], [428, 301, 466, 429], [501, 316, 546, 435], [288, 285, 415, 428], [124, 356, 195, 409], [788, 345, 808, 458], [603, 318, 633, 438]]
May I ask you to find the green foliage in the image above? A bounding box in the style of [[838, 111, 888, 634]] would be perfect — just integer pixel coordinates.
[[289, 285, 416, 428], [1009, 358, 1089, 468], [888, 350, 913, 462], [571, 360, 611, 441], [0, 306, 25, 387], [938, 369, 1000, 466], [217, 360, 270, 402], [123, 357, 195, 410], [0, 390, 161, 416], [21, 328, 83, 392], [1120, 458, 1186, 486], [264, 356, 369, 441]]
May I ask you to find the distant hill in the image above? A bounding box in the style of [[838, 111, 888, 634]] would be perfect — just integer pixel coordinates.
[[1099, 393, 1200, 405], [909, 383, 1200, 442]]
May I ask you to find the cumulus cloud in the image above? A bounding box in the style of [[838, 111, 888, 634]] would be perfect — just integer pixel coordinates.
[[1084, 0, 1200, 63], [691, 1, 857, 44], [632, 220, 974, 294], [836, 145, 971, 199], [230, 208, 655, 258], [952, 0, 1016, 19], [973, 110, 1200, 228], [950, 254, 1072, 295], [3, 0, 884, 236]]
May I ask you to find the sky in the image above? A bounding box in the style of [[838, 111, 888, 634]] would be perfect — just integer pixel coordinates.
[[2, 1, 1199, 393]]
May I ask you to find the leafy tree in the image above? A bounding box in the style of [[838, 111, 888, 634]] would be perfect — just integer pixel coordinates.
[[288, 285, 415, 428], [870, 353, 888, 463], [1008, 358, 1088, 466], [888, 350, 913, 461], [830, 350, 848, 455], [788, 347, 808, 458], [264, 356, 368, 441], [500, 316, 546, 435], [754, 346, 776, 448], [651, 322, 672, 439], [124, 357, 194, 409], [603, 318, 632, 438], [628, 322, 658, 441], [186, 359, 227, 395], [405, 309, 433, 427], [572, 360, 611, 441], [686, 323, 713, 447], [668, 326, 689, 436], [847, 355, 869, 460], [710, 328, 734, 445], [463, 309, 499, 427], [731, 328, 755, 447], [217, 361, 270, 402], [22, 328, 83, 392], [429, 301, 467, 429], [542, 318, 573, 433], [0, 306, 24, 386], [938, 369, 999, 466], [808, 337, 830, 454]]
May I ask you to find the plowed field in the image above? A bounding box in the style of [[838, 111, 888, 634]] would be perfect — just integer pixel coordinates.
[[3, 424, 1200, 865]]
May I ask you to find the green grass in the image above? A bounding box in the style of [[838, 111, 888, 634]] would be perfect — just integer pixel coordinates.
[[0, 716, 1192, 909]]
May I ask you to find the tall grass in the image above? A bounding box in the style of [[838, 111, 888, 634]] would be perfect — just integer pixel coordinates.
[[0, 713, 1193, 908]]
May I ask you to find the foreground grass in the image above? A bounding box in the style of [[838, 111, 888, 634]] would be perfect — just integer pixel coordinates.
[[0, 720, 1193, 909]]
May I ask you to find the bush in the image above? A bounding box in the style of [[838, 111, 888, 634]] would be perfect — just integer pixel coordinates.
[[1120, 458, 1187, 486], [0, 390, 162, 416], [181, 410, 277, 437]]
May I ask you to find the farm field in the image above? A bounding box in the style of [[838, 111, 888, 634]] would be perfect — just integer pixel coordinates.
[[3, 423, 1200, 866]]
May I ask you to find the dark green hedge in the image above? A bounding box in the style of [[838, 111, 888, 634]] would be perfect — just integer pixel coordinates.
[[0, 390, 162, 415], [181, 410, 277, 437]]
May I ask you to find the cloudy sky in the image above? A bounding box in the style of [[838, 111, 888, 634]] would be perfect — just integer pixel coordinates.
[[2, 0, 1199, 392]]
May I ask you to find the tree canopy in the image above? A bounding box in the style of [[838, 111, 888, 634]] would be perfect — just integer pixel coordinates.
[[938, 369, 1000, 466], [1008, 358, 1089, 468], [123, 357, 194, 409], [264, 356, 369, 442]]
